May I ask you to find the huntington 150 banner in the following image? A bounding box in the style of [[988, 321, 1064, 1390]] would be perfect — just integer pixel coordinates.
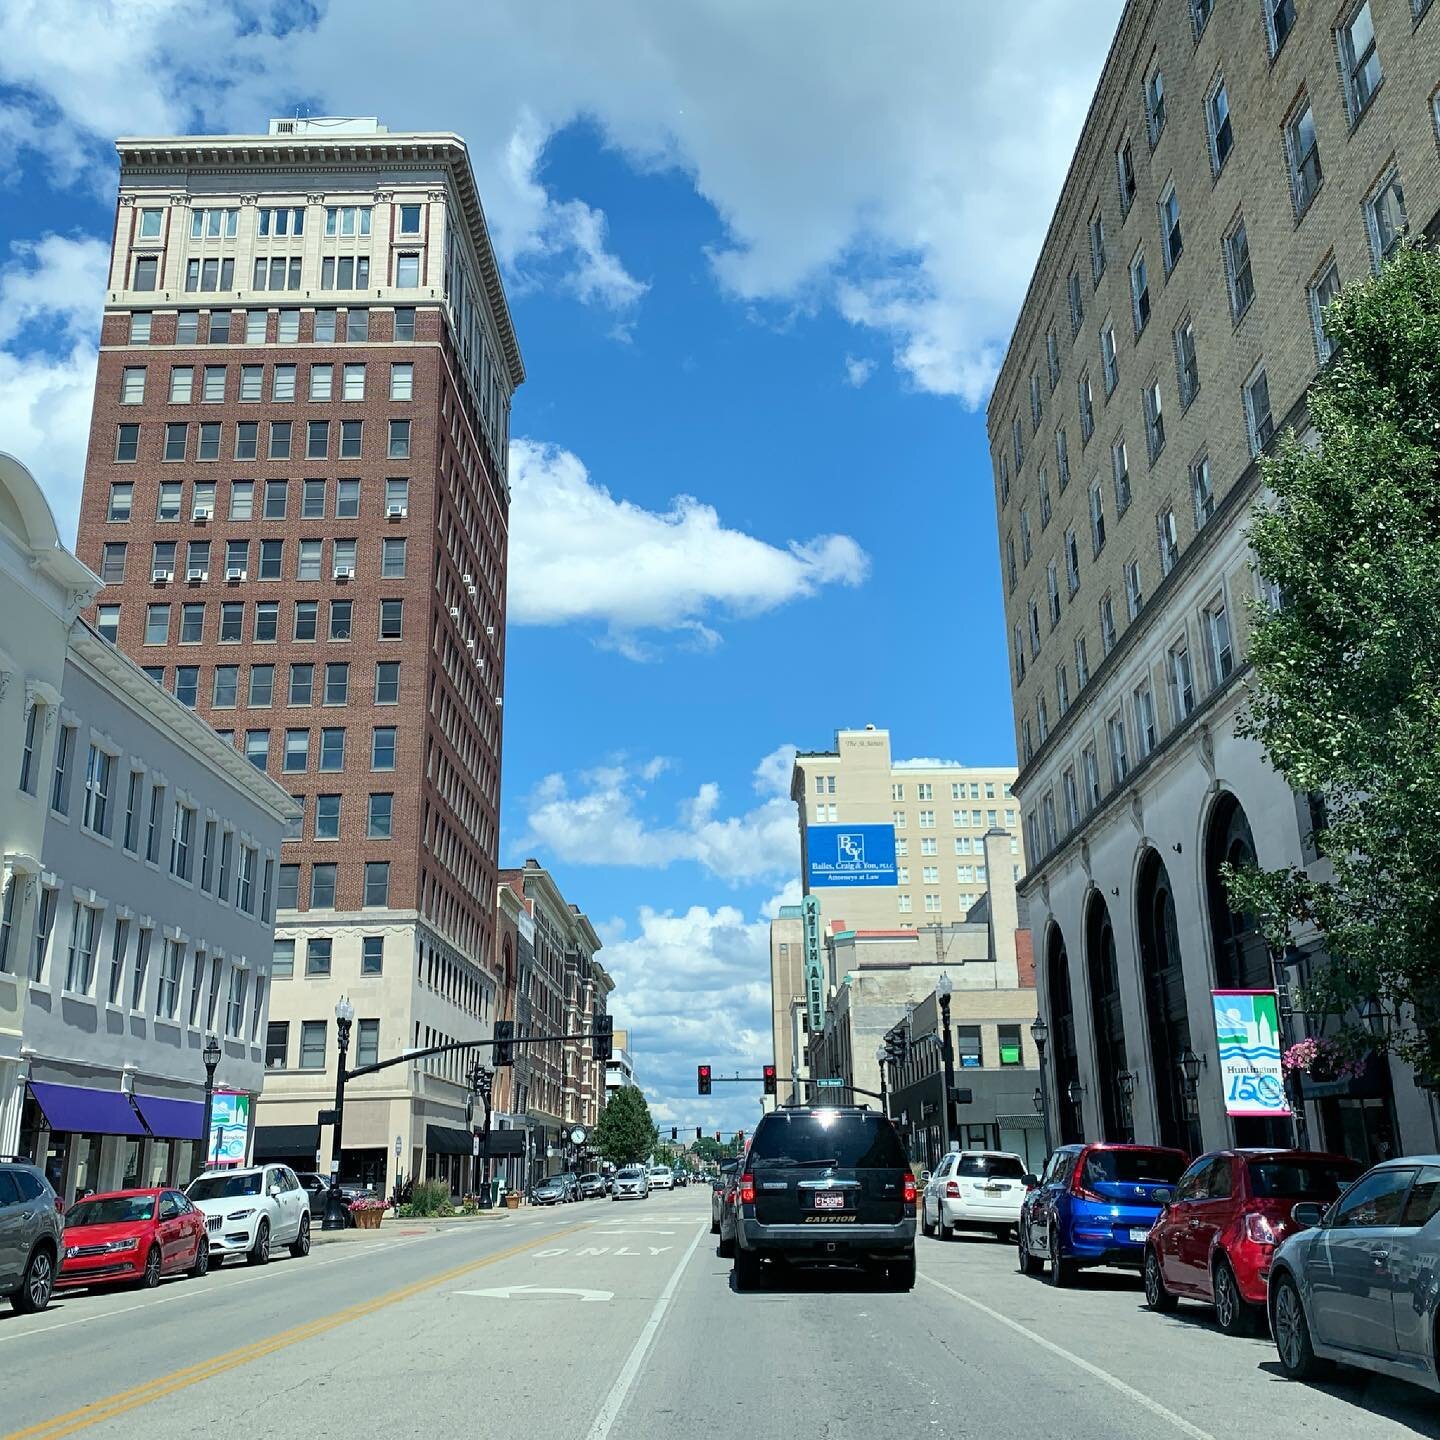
[[1212, 990, 1291, 1118], [806, 824, 898, 888]]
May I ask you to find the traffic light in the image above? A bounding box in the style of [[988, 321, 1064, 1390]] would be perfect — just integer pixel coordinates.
[[695, 1127, 702, 1141], [697, 1064, 712, 1095], [593, 1012, 613, 1063], [493, 1019, 514, 1067], [670, 1127, 678, 1141], [715, 1131, 721, 1142], [762, 1064, 777, 1095], [735, 1129, 744, 1148]]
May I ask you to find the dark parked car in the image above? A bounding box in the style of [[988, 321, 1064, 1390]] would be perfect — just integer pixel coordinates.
[[577, 1173, 606, 1199], [0, 1160, 64, 1312], [714, 1165, 738, 1247], [731, 1106, 917, 1291], [531, 1176, 569, 1206]]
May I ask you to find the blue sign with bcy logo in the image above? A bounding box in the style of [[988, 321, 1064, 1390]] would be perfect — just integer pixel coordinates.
[[807, 824, 898, 888]]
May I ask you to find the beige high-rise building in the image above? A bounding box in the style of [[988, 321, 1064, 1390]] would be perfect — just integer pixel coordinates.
[[988, 0, 1439, 1161], [768, 907, 807, 1107]]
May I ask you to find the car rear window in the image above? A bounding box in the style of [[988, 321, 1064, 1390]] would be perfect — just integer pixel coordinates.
[[957, 1154, 1027, 1179], [1083, 1149, 1186, 1185], [1247, 1157, 1359, 1200], [749, 1112, 908, 1169]]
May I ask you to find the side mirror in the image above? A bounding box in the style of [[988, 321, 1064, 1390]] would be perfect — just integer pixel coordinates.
[[919, 1170, 931, 1184], [1290, 1201, 1325, 1230], [1023, 1174, 1038, 1190]]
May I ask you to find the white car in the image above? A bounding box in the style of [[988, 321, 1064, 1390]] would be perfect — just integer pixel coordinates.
[[186, 1164, 312, 1264], [612, 1166, 650, 1200], [649, 1166, 674, 1191], [922, 1150, 1032, 1240]]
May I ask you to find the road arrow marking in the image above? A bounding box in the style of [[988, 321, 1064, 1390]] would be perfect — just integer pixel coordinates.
[[455, 1284, 613, 1303]]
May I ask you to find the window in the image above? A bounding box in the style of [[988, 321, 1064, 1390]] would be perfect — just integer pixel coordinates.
[[114, 428, 139, 466], [64, 902, 99, 994], [219, 602, 244, 642], [1124, 559, 1143, 620], [368, 793, 393, 839], [1206, 595, 1234, 682], [374, 661, 401, 704], [1082, 743, 1101, 809], [132, 255, 158, 291], [1366, 169, 1408, 269], [1064, 526, 1080, 595], [320, 256, 370, 290], [288, 663, 314, 706], [1287, 99, 1322, 215], [309, 363, 333, 402], [364, 861, 390, 907], [176, 311, 199, 344], [254, 257, 302, 292], [1111, 438, 1130, 514], [277, 310, 300, 343], [229, 480, 254, 521], [379, 599, 404, 639], [1056, 662, 1070, 716], [1310, 261, 1341, 366], [277, 870, 299, 913], [1028, 597, 1041, 656], [157, 938, 183, 1019], [340, 420, 363, 458], [388, 420, 411, 458], [339, 479, 362, 518], [1108, 714, 1129, 784], [1100, 322, 1118, 395], [1129, 249, 1150, 335], [297, 539, 323, 581], [371, 726, 396, 770], [1089, 482, 1106, 556], [1157, 507, 1180, 576], [265, 1021, 289, 1070], [264, 479, 288, 520], [1266, 0, 1296, 53], [1191, 454, 1215, 529], [307, 420, 329, 459], [96, 605, 120, 643], [330, 599, 352, 640], [1038, 468, 1052, 529], [1020, 507, 1033, 563], [169, 366, 194, 404], [258, 206, 304, 237], [105, 916, 128, 1002], [1100, 593, 1117, 654], [1046, 328, 1061, 389], [129, 311, 152, 343], [212, 665, 238, 707], [394, 307, 415, 341], [1329, 1164, 1413, 1229], [1339, 3, 1382, 122], [144, 603, 170, 645], [354, 1018, 380, 1069], [315, 794, 341, 841], [343, 363, 365, 401], [1030, 372, 1042, 431], [272, 363, 296, 402], [101, 542, 127, 584], [1158, 183, 1182, 272], [1013, 624, 1026, 684], [81, 745, 113, 836], [362, 936, 384, 975], [1047, 561, 1061, 627], [255, 601, 278, 643], [381, 537, 407, 579], [998, 455, 1010, 505], [163, 426, 187, 466], [319, 728, 345, 772], [1170, 638, 1196, 721], [1207, 77, 1233, 174], [1075, 632, 1090, 688], [190, 208, 238, 239], [120, 365, 146, 405], [1133, 682, 1159, 758], [1225, 218, 1255, 321], [170, 801, 194, 879], [174, 667, 199, 707], [259, 539, 283, 580], [191, 481, 215, 520], [1116, 139, 1136, 215], [1145, 66, 1166, 144], [325, 205, 372, 237], [1143, 380, 1165, 462], [202, 365, 226, 403], [1174, 317, 1199, 408], [196, 422, 220, 461], [299, 1021, 326, 1070], [1078, 372, 1094, 442], [1005, 536, 1017, 592], [1244, 365, 1274, 456], [396, 253, 420, 288], [1062, 768, 1080, 829], [283, 729, 309, 773], [294, 601, 318, 641], [310, 864, 337, 909], [267, 421, 292, 465]]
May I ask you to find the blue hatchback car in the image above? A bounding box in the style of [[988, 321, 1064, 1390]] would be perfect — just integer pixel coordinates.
[[1019, 1142, 1188, 1285]]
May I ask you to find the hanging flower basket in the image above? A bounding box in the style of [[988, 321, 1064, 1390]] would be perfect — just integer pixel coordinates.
[[1281, 1037, 1366, 1084]]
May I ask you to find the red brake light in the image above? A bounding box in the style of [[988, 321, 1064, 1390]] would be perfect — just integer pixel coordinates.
[[903, 1172, 918, 1204], [1070, 1152, 1103, 1203], [739, 1173, 755, 1205], [1244, 1212, 1278, 1246], [53, 1195, 65, 1215], [945, 1180, 961, 1198]]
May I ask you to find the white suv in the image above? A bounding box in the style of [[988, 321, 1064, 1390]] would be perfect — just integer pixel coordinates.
[[649, 1166, 674, 1191], [921, 1150, 1031, 1240], [186, 1165, 311, 1265]]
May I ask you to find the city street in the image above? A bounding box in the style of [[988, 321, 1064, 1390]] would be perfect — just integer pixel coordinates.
[[3, 1190, 1436, 1439]]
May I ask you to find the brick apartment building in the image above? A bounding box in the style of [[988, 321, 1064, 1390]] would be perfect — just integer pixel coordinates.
[[72, 117, 524, 1194]]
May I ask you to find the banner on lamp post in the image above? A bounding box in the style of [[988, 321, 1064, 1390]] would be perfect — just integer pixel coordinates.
[[1212, 990, 1290, 1118], [208, 1091, 251, 1167]]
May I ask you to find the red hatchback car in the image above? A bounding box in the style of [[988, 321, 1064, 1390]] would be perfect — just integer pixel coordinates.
[[1144, 1148, 1360, 1334], [58, 1188, 209, 1291]]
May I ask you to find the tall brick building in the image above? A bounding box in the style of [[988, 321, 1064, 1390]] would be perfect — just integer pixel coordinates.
[[73, 118, 523, 1193], [989, 0, 1439, 1163]]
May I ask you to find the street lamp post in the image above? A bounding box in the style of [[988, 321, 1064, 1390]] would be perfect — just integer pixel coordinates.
[[200, 1033, 221, 1173], [1030, 1016, 1052, 1154], [1117, 1070, 1136, 1143], [936, 972, 956, 1156], [1178, 1047, 1203, 1157], [1066, 1077, 1085, 1139], [322, 995, 354, 1232], [874, 1045, 888, 1118]]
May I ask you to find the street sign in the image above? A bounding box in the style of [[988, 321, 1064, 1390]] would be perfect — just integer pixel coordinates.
[[815, 1077, 845, 1088], [318, 1108, 338, 1125]]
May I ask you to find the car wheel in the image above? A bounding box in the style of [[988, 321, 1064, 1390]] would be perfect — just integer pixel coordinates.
[[139, 1245, 163, 1289], [733, 1245, 762, 1291], [246, 1219, 271, 1266], [920, 1201, 934, 1238], [13, 1246, 55, 1313], [710, 1215, 720, 1235], [888, 1248, 917, 1292], [289, 1214, 311, 1259], [1046, 1224, 1070, 1287], [1213, 1257, 1254, 1337], [717, 1232, 735, 1259], [189, 1237, 210, 1279], [1018, 1224, 1042, 1276], [1272, 1275, 1326, 1381], [1143, 1247, 1177, 1313]]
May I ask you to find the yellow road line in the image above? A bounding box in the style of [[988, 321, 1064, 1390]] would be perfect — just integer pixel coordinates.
[[4, 1223, 588, 1440]]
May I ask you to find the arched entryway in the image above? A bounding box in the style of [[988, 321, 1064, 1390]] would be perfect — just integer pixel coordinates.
[[1136, 850, 1197, 1154], [1085, 891, 1132, 1142], [1046, 923, 1083, 1144]]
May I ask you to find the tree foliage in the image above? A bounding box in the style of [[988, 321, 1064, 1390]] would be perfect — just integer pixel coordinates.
[[1230, 244, 1440, 1084], [593, 1086, 659, 1167]]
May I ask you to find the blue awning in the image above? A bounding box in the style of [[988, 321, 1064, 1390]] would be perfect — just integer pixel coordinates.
[[28, 1082, 146, 1137], [133, 1094, 206, 1141]]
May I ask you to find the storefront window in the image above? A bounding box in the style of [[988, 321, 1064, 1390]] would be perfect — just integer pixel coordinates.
[[145, 1138, 174, 1187]]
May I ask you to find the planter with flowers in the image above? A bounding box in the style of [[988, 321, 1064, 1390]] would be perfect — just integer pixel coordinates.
[[1281, 1036, 1367, 1085], [349, 1196, 393, 1230]]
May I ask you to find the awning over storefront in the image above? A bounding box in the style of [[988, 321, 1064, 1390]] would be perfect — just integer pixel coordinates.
[[426, 1123, 471, 1156], [28, 1081, 146, 1137], [133, 1094, 206, 1141], [486, 1130, 526, 1156], [253, 1124, 319, 1160]]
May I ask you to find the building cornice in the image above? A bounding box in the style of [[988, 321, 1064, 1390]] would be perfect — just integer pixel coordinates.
[[115, 131, 524, 388]]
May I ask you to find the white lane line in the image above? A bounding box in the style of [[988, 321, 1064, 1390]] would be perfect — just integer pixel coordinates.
[[919, 1274, 1218, 1440], [583, 1222, 707, 1440]]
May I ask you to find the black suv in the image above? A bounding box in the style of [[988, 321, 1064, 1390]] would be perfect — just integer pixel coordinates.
[[732, 1106, 916, 1290]]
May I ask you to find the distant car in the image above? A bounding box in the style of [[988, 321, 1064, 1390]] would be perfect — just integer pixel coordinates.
[[673, 1172, 688, 1189], [1268, 1156, 1440, 1392], [186, 1164, 311, 1265], [59, 1188, 208, 1290], [613, 1166, 649, 1200], [649, 1167, 674, 1191], [293, 1172, 340, 1222], [1019, 1142, 1187, 1286], [530, 1176, 569, 1206], [922, 1151, 1033, 1241], [577, 1173, 607, 1199], [1144, 1148, 1360, 1335], [556, 1172, 581, 1202], [711, 1166, 736, 1236], [0, 1160, 64, 1313]]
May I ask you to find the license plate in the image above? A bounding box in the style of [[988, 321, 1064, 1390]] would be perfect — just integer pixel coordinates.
[[1128, 1227, 1150, 1243], [813, 1192, 845, 1210]]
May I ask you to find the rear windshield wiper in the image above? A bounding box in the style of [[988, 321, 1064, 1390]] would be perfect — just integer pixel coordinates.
[[787, 1157, 841, 1168]]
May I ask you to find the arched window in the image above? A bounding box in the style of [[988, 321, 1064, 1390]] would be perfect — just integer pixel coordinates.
[[1136, 849, 1196, 1153], [1047, 923, 1083, 1144], [1086, 892, 1131, 1142]]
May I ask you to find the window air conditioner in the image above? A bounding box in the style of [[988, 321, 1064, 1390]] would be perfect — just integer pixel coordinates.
[[387, 505, 407, 520], [333, 566, 354, 581], [187, 569, 208, 584], [448, 607, 461, 622], [193, 507, 212, 522], [152, 568, 173, 583], [462, 573, 473, 586], [226, 567, 246, 583]]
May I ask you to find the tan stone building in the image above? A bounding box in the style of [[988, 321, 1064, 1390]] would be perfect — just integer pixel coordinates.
[[988, 0, 1440, 1160], [767, 906, 807, 1109]]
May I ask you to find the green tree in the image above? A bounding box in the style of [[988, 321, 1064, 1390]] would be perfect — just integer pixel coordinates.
[[594, 1086, 659, 1167], [1230, 244, 1440, 1084]]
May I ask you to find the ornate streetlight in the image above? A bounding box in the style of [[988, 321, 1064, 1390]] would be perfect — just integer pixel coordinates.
[[1030, 1015, 1052, 1153], [322, 995, 355, 1232], [200, 1033, 222, 1172]]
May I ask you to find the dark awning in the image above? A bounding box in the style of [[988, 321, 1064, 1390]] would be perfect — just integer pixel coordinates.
[[486, 1130, 526, 1156], [28, 1082, 146, 1137], [253, 1124, 319, 1160], [426, 1123, 471, 1156], [133, 1094, 206, 1141]]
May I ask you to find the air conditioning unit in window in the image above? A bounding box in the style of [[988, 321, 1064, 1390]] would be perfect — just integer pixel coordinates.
[[187, 569, 208, 585], [485, 625, 495, 640], [495, 696, 503, 708], [387, 505, 407, 520], [462, 572, 473, 586], [152, 568, 173, 584], [465, 637, 475, 653], [226, 567, 246, 583], [193, 507, 212, 523], [465, 583, 478, 601], [333, 566, 354, 581], [448, 606, 460, 622]]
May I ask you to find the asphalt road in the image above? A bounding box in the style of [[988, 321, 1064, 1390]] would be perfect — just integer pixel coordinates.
[[2, 1190, 1436, 1439]]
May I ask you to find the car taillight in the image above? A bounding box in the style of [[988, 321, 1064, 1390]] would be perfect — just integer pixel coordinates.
[[1244, 1212, 1278, 1246], [53, 1195, 64, 1215], [1069, 1152, 1104, 1203], [739, 1174, 755, 1205], [945, 1180, 961, 1199], [903, 1173, 918, 1204]]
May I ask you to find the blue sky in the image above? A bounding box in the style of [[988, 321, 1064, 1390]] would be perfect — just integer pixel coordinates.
[[0, 0, 1122, 1131]]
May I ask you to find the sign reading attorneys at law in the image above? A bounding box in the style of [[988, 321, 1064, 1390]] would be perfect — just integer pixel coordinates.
[[806, 824, 898, 888], [1212, 990, 1291, 1119]]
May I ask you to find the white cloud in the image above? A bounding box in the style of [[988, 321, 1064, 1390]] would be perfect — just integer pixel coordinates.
[[751, 743, 796, 798], [893, 756, 967, 770], [843, 355, 875, 388], [507, 438, 868, 652], [515, 749, 799, 886]]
